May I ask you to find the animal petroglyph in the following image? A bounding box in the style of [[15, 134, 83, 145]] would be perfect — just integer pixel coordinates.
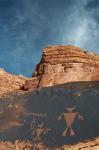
[[58, 106, 83, 136]]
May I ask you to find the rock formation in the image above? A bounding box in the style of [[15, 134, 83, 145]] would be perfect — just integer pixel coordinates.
[[23, 45, 99, 90], [0, 45, 99, 93], [0, 137, 99, 149], [63, 137, 99, 150], [0, 45, 99, 150], [0, 68, 27, 95]]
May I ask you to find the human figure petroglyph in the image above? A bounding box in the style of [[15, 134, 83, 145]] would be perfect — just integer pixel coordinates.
[[58, 106, 83, 136], [31, 121, 51, 142]]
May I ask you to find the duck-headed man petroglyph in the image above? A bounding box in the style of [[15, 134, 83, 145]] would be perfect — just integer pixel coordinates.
[[58, 106, 83, 137]]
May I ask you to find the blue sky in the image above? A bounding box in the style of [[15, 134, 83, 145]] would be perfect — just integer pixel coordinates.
[[0, 0, 99, 77]]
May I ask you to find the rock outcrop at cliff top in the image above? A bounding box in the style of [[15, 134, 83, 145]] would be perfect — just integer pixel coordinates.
[[0, 68, 27, 95], [0, 45, 99, 93], [23, 45, 99, 90]]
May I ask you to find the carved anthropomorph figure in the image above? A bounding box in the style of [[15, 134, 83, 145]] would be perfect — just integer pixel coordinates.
[[58, 106, 83, 136], [31, 121, 51, 142]]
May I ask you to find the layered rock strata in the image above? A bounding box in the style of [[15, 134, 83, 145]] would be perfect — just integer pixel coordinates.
[[24, 45, 99, 90], [0, 68, 27, 95], [0, 45, 99, 93]]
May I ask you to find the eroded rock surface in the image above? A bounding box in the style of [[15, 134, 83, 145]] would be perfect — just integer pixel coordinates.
[[24, 45, 99, 90], [0, 137, 99, 150], [0, 68, 27, 96], [0, 45, 99, 149], [0, 45, 99, 93]]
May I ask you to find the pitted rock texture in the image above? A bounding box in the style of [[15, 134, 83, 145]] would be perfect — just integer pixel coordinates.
[[0, 137, 99, 150], [24, 45, 99, 90], [63, 137, 99, 150]]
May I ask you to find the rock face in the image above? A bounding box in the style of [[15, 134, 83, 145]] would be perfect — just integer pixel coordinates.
[[0, 137, 99, 150], [63, 137, 99, 150], [0, 68, 27, 95], [24, 45, 99, 90], [0, 45, 99, 93]]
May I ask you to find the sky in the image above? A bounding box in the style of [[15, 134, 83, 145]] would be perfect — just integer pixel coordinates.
[[0, 0, 99, 77]]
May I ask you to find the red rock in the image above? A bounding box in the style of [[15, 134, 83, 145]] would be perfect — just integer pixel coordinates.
[[0, 68, 27, 95], [0, 45, 99, 93], [24, 45, 99, 90], [23, 76, 40, 90], [0, 137, 99, 149]]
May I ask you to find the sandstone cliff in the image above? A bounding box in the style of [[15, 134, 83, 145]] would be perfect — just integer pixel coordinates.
[[0, 45, 99, 93], [0, 68, 27, 95], [0, 45, 99, 150], [23, 45, 99, 90]]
